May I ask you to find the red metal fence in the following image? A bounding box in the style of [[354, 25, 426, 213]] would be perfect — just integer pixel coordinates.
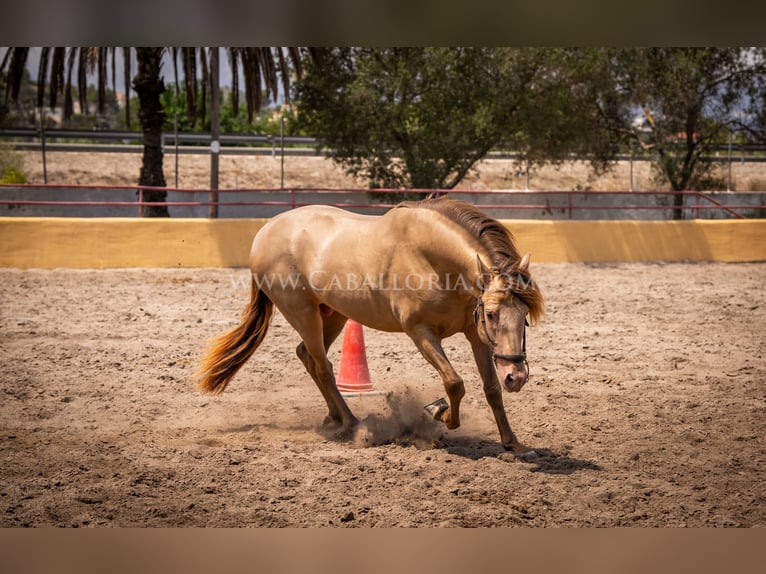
[[1, 183, 763, 219]]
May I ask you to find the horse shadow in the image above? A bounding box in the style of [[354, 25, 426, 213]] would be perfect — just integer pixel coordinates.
[[221, 417, 601, 475], [438, 436, 602, 475]]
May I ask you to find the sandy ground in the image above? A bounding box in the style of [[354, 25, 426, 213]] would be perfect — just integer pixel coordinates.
[[18, 150, 766, 192], [1, 262, 764, 527]]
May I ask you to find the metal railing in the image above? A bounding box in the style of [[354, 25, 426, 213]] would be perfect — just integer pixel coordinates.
[[0, 127, 316, 146], [3, 128, 766, 160], [1, 183, 762, 219]]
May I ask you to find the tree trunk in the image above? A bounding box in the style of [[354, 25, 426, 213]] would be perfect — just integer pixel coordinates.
[[134, 48, 169, 217], [672, 188, 685, 220]]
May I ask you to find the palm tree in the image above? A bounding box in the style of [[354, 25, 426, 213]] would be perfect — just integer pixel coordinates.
[[1, 47, 308, 216]]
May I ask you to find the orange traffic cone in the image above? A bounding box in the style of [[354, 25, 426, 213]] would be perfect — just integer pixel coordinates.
[[336, 320, 374, 394]]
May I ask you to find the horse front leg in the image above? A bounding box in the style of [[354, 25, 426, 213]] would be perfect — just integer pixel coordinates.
[[409, 327, 464, 430], [465, 328, 536, 457]]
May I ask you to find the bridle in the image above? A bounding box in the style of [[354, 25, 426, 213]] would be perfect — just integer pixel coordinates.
[[473, 297, 530, 380]]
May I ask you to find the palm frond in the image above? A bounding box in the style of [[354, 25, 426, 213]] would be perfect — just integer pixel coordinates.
[[260, 47, 278, 101], [111, 47, 117, 97], [2, 47, 26, 102], [3, 45, 311, 129], [228, 48, 240, 114], [199, 47, 208, 125], [240, 47, 258, 118], [77, 48, 89, 115], [288, 47, 303, 79], [182, 47, 197, 122], [64, 47, 77, 120], [97, 47, 107, 114], [0, 48, 12, 73], [36, 47, 50, 109], [49, 47, 66, 109]]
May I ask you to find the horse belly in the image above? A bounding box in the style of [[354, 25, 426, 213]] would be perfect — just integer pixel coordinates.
[[311, 283, 404, 333]]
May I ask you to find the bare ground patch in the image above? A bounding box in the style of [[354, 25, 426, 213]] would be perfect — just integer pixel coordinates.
[[18, 150, 766, 192], [1, 263, 764, 526]]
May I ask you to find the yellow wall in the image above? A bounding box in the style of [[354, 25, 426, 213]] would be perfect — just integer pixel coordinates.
[[510, 220, 766, 263], [0, 218, 268, 269], [1, 217, 765, 268]]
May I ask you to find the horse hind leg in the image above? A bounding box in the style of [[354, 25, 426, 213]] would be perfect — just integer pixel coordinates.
[[295, 311, 356, 432], [296, 342, 340, 427]]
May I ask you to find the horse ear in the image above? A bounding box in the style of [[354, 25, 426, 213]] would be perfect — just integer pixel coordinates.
[[518, 252, 531, 273], [476, 255, 491, 289]]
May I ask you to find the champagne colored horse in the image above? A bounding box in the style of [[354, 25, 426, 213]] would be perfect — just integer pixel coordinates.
[[198, 197, 544, 455]]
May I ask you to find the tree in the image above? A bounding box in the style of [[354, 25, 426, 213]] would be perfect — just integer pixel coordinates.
[[294, 48, 619, 194], [132, 48, 168, 215], [1, 47, 306, 216], [506, 48, 621, 176], [594, 48, 766, 217]]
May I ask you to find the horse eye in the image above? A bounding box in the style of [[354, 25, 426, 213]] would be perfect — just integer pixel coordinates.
[[486, 310, 496, 321]]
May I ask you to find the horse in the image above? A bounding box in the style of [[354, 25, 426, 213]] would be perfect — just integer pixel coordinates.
[[197, 197, 544, 455]]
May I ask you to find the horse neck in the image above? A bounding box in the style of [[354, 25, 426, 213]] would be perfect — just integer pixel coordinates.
[[417, 214, 492, 297]]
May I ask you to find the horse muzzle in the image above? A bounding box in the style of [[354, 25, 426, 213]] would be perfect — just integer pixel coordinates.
[[494, 355, 529, 393]]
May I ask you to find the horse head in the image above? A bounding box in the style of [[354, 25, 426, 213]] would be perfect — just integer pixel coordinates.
[[475, 252, 533, 393]]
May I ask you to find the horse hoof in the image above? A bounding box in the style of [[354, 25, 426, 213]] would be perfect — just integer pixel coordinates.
[[335, 426, 356, 441], [501, 442, 540, 461], [424, 398, 449, 419], [516, 449, 539, 462], [322, 415, 343, 430]]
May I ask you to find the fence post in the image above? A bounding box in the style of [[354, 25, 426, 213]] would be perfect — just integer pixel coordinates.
[[39, 107, 48, 185], [209, 47, 220, 219], [173, 51, 180, 189], [727, 130, 732, 192], [525, 157, 530, 191]]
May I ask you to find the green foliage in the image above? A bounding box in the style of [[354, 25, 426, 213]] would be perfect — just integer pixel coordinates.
[[601, 48, 766, 192], [294, 47, 766, 203], [1, 165, 27, 184], [0, 143, 27, 183], [297, 48, 498, 189], [294, 48, 619, 191], [161, 85, 296, 136]]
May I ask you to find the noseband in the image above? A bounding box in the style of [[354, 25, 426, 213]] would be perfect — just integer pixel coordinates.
[[474, 298, 530, 379]]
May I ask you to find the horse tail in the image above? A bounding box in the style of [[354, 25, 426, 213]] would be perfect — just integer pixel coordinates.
[[197, 276, 274, 395]]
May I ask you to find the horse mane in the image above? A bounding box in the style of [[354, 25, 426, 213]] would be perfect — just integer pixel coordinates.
[[397, 197, 544, 322]]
